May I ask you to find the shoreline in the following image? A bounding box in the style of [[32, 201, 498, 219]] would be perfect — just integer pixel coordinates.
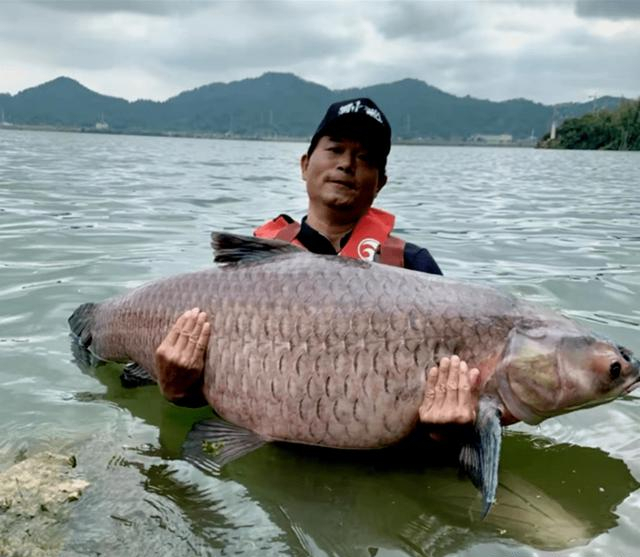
[[0, 123, 538, 148]]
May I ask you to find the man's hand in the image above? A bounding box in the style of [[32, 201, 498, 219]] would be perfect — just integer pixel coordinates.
[[155, 307, 210, 404], [419, 355, 480, 435]]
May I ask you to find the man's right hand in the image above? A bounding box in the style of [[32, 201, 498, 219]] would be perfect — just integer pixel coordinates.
[[419, 355, 481, 441], [154, 307, 210, 405]]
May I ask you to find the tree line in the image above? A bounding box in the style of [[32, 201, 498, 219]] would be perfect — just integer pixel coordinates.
[[539, 98, 640, 150]]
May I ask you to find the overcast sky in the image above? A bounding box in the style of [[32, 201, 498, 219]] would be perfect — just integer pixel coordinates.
[[1, 0, 639, 105]]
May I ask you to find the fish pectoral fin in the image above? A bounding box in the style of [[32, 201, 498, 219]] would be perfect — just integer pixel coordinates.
[[458, 396, 503, 519], [211, 232, 302, 265], [182, 418, 268, 474], [120, 362, 156, 388]]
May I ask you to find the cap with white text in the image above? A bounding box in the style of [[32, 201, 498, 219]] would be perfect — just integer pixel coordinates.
[[308, 98, 392, 168]]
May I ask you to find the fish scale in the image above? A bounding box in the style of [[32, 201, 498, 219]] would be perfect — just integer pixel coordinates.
[[94, 255, 512, 440], [100, 255, 509, 447], [69, 233, 640, 516]]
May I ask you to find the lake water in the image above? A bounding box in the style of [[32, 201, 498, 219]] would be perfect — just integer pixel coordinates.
[[1, 129, 639, 556]]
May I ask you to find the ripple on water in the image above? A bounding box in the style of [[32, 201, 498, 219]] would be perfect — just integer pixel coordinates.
[[1, 133, 639, 556]]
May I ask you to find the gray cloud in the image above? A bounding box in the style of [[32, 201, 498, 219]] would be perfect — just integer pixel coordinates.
[[479, 28, 640, 103], [372, 1, 474, 41], [155, 3, 359, 75], [575, 0, 640, 20], [28, 0, 211, 16], [1, 0, 638, 104], [2, 1, 355, 76]]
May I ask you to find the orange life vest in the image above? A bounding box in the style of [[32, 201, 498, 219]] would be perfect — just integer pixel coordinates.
[[253, 207, 405, 267]]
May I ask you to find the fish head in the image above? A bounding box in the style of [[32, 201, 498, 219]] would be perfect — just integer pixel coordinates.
[[495, 326, 640, 425], [555, 335, 640, 409]]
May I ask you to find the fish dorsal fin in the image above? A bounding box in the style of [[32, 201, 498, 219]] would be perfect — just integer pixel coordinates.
[[211, 232, 302, 265]]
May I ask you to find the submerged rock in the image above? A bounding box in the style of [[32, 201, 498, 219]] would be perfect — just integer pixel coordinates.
[[0, 451, 89, 557]]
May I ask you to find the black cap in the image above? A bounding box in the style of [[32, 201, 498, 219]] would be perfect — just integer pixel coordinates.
[[308, 98, 392, 170]]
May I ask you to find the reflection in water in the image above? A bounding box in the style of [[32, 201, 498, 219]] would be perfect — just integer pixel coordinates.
[[68, 347, 639, 556]]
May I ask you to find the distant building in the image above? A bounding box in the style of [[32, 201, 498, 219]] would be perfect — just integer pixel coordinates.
[[468, 133, 513, 144]]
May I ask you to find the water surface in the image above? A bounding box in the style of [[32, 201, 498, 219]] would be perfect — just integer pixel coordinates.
[[1, 129, 639, 556]]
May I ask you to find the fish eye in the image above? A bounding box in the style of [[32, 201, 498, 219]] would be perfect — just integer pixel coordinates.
[[610, 361, 622, 380]]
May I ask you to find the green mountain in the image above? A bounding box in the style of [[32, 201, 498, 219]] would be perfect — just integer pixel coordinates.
[[2, 77, 129, 127], [0, 73, 627, 141], [346, 79, 551, 139], [161, 73, 331, 136]]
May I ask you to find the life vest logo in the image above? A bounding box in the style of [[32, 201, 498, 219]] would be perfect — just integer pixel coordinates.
[[357, 238, 380, 261]]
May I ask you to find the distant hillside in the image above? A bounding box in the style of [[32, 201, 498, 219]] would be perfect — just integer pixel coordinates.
[[0, 73, 627, 142], [161, 73, 331, 137], [539, 98, 640, 150]]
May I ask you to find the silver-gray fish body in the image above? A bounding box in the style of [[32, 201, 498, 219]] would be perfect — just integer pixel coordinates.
[[71, 234, 640, 518], [77, 244, 571, 449]]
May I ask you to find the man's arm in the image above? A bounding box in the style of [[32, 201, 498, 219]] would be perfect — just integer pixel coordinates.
[[403, 242, 443, 275], [154, 308, 210, 407]]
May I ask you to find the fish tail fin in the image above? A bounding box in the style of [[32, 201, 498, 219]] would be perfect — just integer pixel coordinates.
[[459, 396, 503, 518], [68, 302, 96, 347]]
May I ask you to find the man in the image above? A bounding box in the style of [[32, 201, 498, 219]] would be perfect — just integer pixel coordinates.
[[252, 98, 441, 273], [154, 98, 480, 430]]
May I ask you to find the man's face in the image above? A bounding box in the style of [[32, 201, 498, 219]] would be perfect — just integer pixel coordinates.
[[301, 135, 387, 219]]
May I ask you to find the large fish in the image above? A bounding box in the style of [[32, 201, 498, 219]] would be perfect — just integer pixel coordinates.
[[69, 233, 640, 516]]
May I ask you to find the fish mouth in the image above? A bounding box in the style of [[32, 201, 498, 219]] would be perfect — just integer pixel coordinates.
[[624, 376, 640, 394], [624, 357, 640, 394], [624, 360, 640, 394]]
